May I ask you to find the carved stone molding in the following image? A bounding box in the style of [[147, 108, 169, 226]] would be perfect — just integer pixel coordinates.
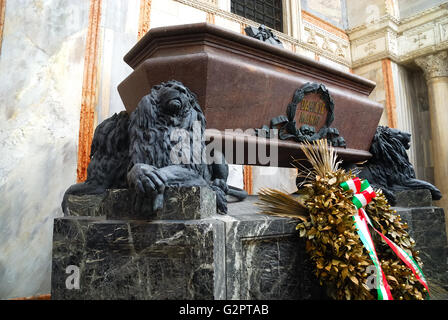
[[198, 0, 218, 5], [173, 0, 350, 67], [302, 21, 350, 61], [348, 4, 448, 68], [415, 51, 448, 81]]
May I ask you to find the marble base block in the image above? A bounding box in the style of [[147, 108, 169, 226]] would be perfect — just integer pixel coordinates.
[[99, 187, 216, 220], [394, 189, 433, 208], [51, 216, 225, 299], [393, 190, 448, 289], [64, 193, 108, 217], [51, 189, 324, 300], [221, 198, 324, 300]]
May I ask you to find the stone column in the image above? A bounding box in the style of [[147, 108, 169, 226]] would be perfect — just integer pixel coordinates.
[[415, 51, 448, 235], [282, 0, 302, 40]]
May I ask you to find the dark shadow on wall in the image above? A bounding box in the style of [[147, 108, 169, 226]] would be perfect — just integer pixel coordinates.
[[406, 67, 434, 185]]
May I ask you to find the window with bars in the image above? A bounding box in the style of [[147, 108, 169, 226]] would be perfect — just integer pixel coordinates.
[[231, 0, 283, 32]]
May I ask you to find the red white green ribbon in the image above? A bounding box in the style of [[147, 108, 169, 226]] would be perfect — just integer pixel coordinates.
[[341, 178, 393, 300], [373, 226, 430, 295], [341, 177, 430, 299]]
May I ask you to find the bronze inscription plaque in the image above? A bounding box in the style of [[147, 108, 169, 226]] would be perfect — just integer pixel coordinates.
[[294, 92, 328, 130]]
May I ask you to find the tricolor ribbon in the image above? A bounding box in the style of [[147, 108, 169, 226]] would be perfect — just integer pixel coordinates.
[[341, 178, 393, 300], [340, 177, 430, 300]]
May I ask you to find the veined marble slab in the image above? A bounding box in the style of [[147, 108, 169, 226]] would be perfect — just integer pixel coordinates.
[[51, 192, 325, 300], [0, 0, 90, 299]]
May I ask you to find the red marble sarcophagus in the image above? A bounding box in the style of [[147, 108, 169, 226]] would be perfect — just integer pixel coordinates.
[[118, 23, 383, 167]]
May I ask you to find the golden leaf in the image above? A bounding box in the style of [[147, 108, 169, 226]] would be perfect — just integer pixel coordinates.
[[341, 268, 349, 280], [345, 287, 351, 300], [386, 275, 398, 284], [350, 276, 359, 285]]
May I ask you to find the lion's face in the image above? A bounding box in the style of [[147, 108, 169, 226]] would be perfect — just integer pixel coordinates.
[[370, 126, 413, 167], [157, 82, 192, 117], [388, 128, 411, 150]]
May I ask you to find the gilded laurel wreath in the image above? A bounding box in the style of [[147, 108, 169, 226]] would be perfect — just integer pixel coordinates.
[[257, 139, 427, 300]]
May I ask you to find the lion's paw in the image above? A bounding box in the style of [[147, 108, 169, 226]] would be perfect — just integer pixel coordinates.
[[127, 163, 167, 211], [212, 178, 229, 193], [127, 163, 166, 194]]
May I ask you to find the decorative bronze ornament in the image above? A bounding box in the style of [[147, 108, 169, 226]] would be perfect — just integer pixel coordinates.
[[256, 82, 346, 147], [287, 82, 334, 128], [244, 24, 283, 48]]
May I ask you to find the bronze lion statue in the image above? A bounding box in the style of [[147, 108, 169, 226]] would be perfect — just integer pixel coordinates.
[[353, 126, 442, 205], [62, 80, 247, 215]]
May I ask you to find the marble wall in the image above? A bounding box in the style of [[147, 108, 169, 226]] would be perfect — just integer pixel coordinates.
[[394, 64, 434, 184], [345, 0, 386, 29], [353, 61, 389, 127], [252, 167, 298, 195], [397, 0, 447, 19], [393, 63, 418, 167], [301, 0, 347, 29], [96, 0, 140, 123], [0, 0, 89, 299], [353, 60, 434, 183], [151, 0, 207, 28]]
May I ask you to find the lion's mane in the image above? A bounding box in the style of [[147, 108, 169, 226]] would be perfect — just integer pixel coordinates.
[[128, 81, 209, 180], [86, 111, 130, 188]]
